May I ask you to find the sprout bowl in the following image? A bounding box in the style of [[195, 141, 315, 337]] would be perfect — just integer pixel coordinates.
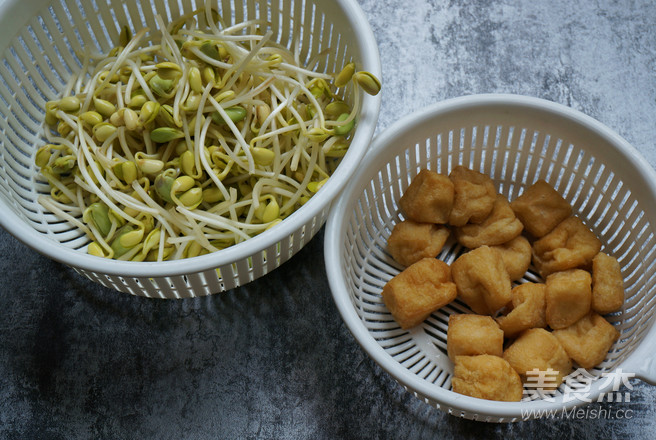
[[0, 0, 381, 298], [324, 94, 656, 422]]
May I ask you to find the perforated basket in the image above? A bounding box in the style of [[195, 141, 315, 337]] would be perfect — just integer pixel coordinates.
[[0, 0, 381, 298], [324, 94, 656, 422]]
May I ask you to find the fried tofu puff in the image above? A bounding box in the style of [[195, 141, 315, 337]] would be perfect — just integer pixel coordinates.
[[510, 180, 572, 238], [491, 235, 532, 281], [503, 328, 572, 389], [545, 269, 592, 330], [386, 220, 450, 267], [452, 355, 524, 402], [552, 312, 620, 369], [456, 195, 523, 248], [495, 283, 547, 338], [591, 252, 625, 314], [451, 246, 512, 315], [399, 169, 454, 224], [448, 166, 497, 227], [382, 258, 457, 329], [447, 314, 504, 360], [532, 216, 602, 277]]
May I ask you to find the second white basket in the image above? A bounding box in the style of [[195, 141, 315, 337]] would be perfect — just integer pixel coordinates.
[[325, 94, 656, 422]]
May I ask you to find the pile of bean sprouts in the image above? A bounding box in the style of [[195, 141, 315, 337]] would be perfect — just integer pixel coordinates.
[[34, 6, 380, 261]]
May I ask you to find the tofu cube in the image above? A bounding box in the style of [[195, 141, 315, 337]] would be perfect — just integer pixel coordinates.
[[399, 169, 454, 224], [447, 314, 504, 360], [552, 312, 620, 369], [496, 282, 547, 338], [591, 252, 625, 314], [386, 220, 450, 267], [503, 328, 572, 389], [510, 180, 572, 238], [452, 355, 524, 402], [451, 245, 512, 315], [545, 269, 592, 330], [491, 235, 532, 281], [455, 194, 524, 248], [448, 166, 497, 226], [532, 216, 602, 277], [382, 257, 457, 329]]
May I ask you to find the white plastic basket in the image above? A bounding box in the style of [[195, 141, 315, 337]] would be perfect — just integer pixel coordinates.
[[324, 94, 656, 422], [0, 0, 381, 298]]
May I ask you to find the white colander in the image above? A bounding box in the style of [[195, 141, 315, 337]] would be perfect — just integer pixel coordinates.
[[0, 0, 381, 298], [324, 94, 656, 422]]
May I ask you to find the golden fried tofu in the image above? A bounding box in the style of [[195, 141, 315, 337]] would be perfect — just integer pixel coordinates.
[[532, 216, 602, 277], [503, 328, 572, 389], [496, 283, 547, 338], [382, 258, 457, 329], [553, 312, 620, 369], [491, 235, 532, 281], [455, 195, 524, 248], [448, 166, 497, 227], [447, 314, 504, 360], [451, 246, 511, 315], [452, 355, 524, 402], [386, 220, 450, 267], [545, 269, 592, 330], [510, 180, 572, 238], [591, 252, 624, 314], [399, 169, 454, 224]]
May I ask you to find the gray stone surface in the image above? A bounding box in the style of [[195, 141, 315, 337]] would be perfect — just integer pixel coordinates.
[[2, 0, 656, 438]]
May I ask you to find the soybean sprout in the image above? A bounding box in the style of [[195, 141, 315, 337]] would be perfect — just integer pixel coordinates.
[[35, 6, 381, 261]]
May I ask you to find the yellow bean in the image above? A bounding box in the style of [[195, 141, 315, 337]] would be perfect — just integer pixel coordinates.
[[335, 62, 355, 88], [353, 71, 382, 96], [252, 147, 275, 166], [202, 187, 224, 204], [178, 187, 203, 208], [188, 67, 203, 93], [58, 96, 80, 113], [262, 198, 280, 223], [120, 229, 144, 248], [88, 242, 106, 257], [93, 97, 116, 118], [93, 123, 117, 142], [172, 175, 195, 193], [180, 150, 196, 176], [79, 111, 103, 127]]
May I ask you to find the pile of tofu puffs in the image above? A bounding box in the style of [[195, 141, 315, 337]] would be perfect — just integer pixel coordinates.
[[382, 166, 623, 402]]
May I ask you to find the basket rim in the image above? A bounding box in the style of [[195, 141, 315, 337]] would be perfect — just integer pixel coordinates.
[[0, 0, 382, 278], [324, 93, 656, 418]]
